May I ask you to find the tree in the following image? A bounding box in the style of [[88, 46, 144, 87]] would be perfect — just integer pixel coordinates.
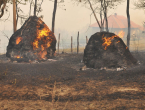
[[34, 0, 37, 16], [134, 0, 145, 9], [51, 0, 65, 33], [0, 0, 6, 18], [101, 0, 109, 32], [97, 0, 123, 32], [87, 0, 101, 30], [52, 0, 57, 33], [126, 0, 130, 48], [77, 0, 123, 32], [13, 0, 16, 32]]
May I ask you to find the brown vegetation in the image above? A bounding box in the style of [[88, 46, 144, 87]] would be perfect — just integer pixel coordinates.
[[0, 52, 145, 109]]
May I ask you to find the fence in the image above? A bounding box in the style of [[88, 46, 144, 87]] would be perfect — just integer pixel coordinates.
[[55, 32, 145, 54], [0, 32, 145, 55], [56, 32, 89, 54]]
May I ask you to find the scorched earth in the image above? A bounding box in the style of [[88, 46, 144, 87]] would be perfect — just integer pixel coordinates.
[[0, 52, 145, 109]]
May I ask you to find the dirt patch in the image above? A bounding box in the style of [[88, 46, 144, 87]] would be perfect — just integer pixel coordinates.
[[0, 52, 145, 109]]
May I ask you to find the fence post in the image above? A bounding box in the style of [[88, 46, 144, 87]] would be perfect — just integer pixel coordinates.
[[71, 36, 73, 53], [86, 36, 88, 44], [77, 31, 79, 54], [57, 33, 60, 54]]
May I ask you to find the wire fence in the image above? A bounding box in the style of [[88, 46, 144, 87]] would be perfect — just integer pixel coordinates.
[[55, 37, 145, 54], [0, 33, 145, 55], [54, 31, 145, 54]]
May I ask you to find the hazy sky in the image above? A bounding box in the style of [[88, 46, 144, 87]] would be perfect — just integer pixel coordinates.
[[0, 0, 144, 53], [0, 0, 145, 32]]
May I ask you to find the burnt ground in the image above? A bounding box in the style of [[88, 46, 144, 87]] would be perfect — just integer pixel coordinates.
[[0, 52, 145, 110]]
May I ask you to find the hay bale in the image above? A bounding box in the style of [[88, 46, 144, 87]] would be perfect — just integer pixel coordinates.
[[6, 16, 56, 62], [83, 31, 137, 69]]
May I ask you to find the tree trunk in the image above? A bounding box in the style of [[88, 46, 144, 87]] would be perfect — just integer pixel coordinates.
[[34, 0, 37, 16], [0, 0, 6, 18], [13, 0, 17, 32], [29, 0, 33, 16], [52, 0, 57, 33], [16, 1, 18, 27], [100, 0, 104, 32], [87, 0, 101, 31], [104, 0, 109, 32], [104, 11, 109, 32], [127, 0, 130, 48]]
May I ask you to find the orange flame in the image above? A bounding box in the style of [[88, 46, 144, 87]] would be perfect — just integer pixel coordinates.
[[38, 50, 47, 59], [102, 31, 125, 50], [32, 18, 53, 60], [41, 45, 45, 51], [102, 35, 117, 50], [16, 37, 22, 44], [117, 31, 125, 38], [16, 55, 23, 59], [116, 41, 120, 43], [32, 23, 52, 50]]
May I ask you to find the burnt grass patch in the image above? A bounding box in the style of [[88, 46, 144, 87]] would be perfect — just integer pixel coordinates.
[[0, 52, 145, 109]]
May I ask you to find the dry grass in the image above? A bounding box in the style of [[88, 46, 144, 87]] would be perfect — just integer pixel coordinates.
[[57, 47, 85, 54], [0, 51, 145, 109], [0, 76, 145, 109]]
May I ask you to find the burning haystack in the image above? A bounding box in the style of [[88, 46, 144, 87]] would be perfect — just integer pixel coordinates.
[[6, 16, 56, 62], [83, 31, 137, 69]]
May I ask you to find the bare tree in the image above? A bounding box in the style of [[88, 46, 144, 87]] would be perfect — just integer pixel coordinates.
[[51, 0, 65, 33], [101, 0, 109, 32], [15, 0, 44, 25], [34, 0, 37, 16], [52, 0, 57, 33], [126, 0, 130, 48], [87, 0, 101, 30], [134, 0, 145, 9], [96, 0, 123, 32], [0, 0, 6, 18], [13, 0, 16, 32], [76, 0, 123, 32]]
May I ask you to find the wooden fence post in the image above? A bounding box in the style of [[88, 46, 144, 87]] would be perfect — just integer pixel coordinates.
[[71, 36, 73, 53], [57, 33, 60, 54], [77, 31, 79, 54], [86, 36, 88, 44]]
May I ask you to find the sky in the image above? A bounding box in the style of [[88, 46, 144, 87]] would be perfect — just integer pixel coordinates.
[[0, 0, 145, 53], [0, 0, 145, 31]]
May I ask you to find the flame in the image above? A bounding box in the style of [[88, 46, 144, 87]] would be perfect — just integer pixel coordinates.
[[16, 55, 23, 59], [117, 31, 125, 38], [38, 50, 47, 59], [32, 24, 50, 50], [32, 18, 53, 60], [33, 40, 39, 49], [102, 35, 117, 50], [102, 31, 125, 50], [41, 45, 44, 51], [117, 41, 120, 43], [17, 56, 20, 58], [16, 37, 22, 44]]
